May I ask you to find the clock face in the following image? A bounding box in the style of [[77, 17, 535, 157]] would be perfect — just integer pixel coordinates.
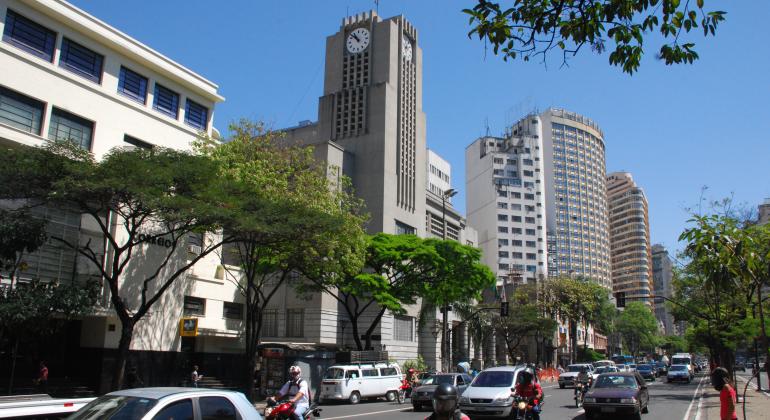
[[346, 28, 370, 54], [402, 35, 413, 61]]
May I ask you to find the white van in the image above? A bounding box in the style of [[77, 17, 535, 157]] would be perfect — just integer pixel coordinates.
[[672, 353, 694, 379], [319, 362, 402, 404]]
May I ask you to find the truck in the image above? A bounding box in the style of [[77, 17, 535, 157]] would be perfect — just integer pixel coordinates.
[[671, 353, 694, 379]]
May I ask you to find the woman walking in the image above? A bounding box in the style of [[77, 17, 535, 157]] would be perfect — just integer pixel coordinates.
[[712, 367, 738, 420]]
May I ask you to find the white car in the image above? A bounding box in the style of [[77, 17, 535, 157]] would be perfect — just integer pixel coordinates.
[[592, 365, 620, 381], [558, 363, 594, 388], [68, 388, 261, 420]]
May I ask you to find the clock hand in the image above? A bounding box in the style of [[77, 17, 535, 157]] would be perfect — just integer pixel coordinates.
[[352, 33, 360, 42]]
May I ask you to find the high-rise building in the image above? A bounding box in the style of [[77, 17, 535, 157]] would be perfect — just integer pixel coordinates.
[[607, 172, 653, 306], [465, 135, 548, 286], [282, 11, 426, 236], [759, 198, 770, 225], [511, 109, 611, 287], [426, 149, 477, 245], [652, 244, 675, 335]]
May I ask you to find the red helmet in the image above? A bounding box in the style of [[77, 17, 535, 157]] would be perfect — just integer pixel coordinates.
[[408, 368, 416, 373]]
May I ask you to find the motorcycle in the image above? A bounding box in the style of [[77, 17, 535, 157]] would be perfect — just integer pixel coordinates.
[[264, 399, 322, 420], [397, 379, 412, 404], [512, 395, 541, 420], [574, 381, 590, 408]]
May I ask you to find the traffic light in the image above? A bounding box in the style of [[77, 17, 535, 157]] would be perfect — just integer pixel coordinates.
[[500, 301, 509, 317]]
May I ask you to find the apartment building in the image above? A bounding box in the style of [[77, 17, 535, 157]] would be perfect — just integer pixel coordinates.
[[607, 171, 653, 306], [652, 244, 675, 335], [0, 0, 226, 392]]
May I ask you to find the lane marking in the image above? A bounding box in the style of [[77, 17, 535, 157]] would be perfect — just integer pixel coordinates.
[[736, 374, 770, 398], [322, 407, 413, 419], [694, 387, 704, 420], [682, 375, 706, 420]]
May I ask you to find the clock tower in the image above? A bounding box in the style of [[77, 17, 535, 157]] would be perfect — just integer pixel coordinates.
[[284, 11, 427, 236]]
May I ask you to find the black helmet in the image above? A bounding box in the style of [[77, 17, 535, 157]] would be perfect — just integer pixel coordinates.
[[432, 383, 459, 415], [519, 367, 534, 384]]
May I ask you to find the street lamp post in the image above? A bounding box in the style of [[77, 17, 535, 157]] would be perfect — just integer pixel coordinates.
[[441, 188, 457, 372]]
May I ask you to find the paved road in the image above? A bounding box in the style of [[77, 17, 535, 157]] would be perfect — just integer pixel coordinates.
[[315, 373, 709, 420]]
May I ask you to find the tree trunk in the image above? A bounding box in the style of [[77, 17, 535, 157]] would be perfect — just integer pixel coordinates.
[[569, 320, 577, 364], [7, 338, 19, 395], [364, 307, 387, 350], [756, 284, 770, 388], [112, 320, 134, 391], [349, 314, 363, 350]]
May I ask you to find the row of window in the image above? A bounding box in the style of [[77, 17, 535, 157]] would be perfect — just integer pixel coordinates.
[[2, 9, 209, 131]]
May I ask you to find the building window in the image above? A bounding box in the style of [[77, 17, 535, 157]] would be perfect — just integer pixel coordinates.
[[124, 134, 153, 149], [59, 38, 103, 83], [499, 251, 509, 258], [223, 302, 243, 320], [393, 315, 414, 341], [183, 296, 205, 316], [48, 108, 93, 150], [118, 66, 148, 103], [497, 214, 508, 221], [0, 85, 44, 134], [395, 220, 415, 235], [153, 83, 179, 119], [185, 99, 208, 131], [498, 226, 508, 233], [2, 10, 56, 62], [286, 309, 304, 337], [263, 310, 278, 337]]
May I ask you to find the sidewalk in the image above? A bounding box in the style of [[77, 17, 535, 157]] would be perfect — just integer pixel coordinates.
[[700, 377, 770, 420]]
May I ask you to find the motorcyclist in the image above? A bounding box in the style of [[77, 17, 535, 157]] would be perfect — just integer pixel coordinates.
[[512, 367, 544, 420], [424, 383, 470, 420], [576, 366, 592, 387], [269, 366, 309, 420]]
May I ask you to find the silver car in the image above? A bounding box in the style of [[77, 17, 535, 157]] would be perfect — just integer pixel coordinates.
[[68, 388, 262, 420], [459, 366, 529, 418]]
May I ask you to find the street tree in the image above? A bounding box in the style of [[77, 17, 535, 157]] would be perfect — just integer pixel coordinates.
[[494, 286, 557, 363], [0, 142, 228, 390], [0, 209, 47, 286], [196, 120, 367, 401], [616, 301, 659, 356], [463, 0, 726, 74]]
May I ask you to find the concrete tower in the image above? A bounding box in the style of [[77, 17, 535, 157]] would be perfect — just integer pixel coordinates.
[[283, 11, 427, 236]]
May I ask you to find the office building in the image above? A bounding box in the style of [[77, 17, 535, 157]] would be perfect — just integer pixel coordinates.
[[0, 0, 224, 392], [607, 171, 653, 305], [651, 244, 675, 335]]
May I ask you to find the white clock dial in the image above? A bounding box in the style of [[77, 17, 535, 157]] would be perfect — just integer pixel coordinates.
[[346, 28, 370, 54], [402, 35, 413, 61]]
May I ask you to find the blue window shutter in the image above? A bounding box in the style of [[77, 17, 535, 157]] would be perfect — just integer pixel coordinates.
[[153, 84, 179, 119], [2, 9, 56, 61], [118, 66, 148, 103], [184, 99, 208, 131], [59, 38, 103, 83]]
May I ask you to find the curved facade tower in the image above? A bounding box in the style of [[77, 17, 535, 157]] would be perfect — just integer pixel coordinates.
[[607, 172, 653, 305], [511, 109, 611, 288]]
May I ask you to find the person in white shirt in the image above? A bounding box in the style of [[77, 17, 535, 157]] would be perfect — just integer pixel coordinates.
[[270, 366, 309, 420]]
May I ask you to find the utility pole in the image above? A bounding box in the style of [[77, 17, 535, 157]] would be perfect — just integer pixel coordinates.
[[441, 188, 457, 372]]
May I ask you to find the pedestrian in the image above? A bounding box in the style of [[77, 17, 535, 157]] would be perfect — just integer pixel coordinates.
[[712, 367, 738, 420], [36, 361, 49, 394], [126, 364, 143, 388], [191, 365, 202, 388]]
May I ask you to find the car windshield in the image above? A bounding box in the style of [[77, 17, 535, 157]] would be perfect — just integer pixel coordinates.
[[637, 365, 652, 371], [567, 365, 586, 372], [324, 368, 345, 379], [594, 375, 639, 389], [69, 395, 158, 420], [671, 365, 688, 371], [422, 375, 455, 386], [471, 371, 515, 387]]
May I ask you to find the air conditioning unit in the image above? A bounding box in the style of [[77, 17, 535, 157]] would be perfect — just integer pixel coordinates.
[[187, 245, 202, 255]]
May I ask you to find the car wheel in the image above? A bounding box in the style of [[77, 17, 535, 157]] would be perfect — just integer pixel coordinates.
[[385, 391, 396, 402], [634, 406, 643, 420], [349, 391, 361, 404], [413, 403, 421, 411], [642, 403, 649, 414], [559, 383, 565, 389]]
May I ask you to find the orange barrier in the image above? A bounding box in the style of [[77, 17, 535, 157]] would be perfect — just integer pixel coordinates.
[[539, 367, 559, 382]]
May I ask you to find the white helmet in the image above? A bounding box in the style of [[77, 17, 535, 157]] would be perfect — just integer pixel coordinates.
[[289, 365, 302, 376]]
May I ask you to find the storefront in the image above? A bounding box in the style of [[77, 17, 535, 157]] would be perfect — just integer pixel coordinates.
[[256, 343, 338, 399]]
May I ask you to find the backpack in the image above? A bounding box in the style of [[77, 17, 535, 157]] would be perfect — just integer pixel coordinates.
[[287, 378, 312, 404]]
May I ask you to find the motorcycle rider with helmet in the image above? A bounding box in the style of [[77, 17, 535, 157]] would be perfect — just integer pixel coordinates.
[[424, 383, 470, 420], [511, 367, 544, 420], [269, 366, 309, 420], [574, 365, 591, 404]]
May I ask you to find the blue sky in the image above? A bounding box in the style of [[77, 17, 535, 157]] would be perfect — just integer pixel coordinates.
[[72, 1, 770, 254]]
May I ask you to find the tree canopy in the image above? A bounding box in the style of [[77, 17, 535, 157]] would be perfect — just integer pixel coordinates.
[[463, 0, 726, 74], [616, 301, 659, 356]]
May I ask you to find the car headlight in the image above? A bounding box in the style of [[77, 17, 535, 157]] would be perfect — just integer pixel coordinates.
[[494, 396, 513, 404], [583, 397, 596, 403], [620, 397, 637, 404], [459, 396, 470, 404]]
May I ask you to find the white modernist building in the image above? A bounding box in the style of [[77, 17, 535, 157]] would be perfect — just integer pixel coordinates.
[[0, 0, 230, 392]]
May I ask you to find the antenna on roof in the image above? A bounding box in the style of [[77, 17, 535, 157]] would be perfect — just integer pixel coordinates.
[[374, 0, 379, 13], [485, 117, 491, 137]]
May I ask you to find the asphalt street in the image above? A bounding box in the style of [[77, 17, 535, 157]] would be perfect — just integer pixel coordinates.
[[314, 373, 709, 420]]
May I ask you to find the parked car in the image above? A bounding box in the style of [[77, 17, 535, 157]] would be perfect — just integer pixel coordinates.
[[655, 361, 668, 376], [583, 372, 650, 420], [68, 388, 262, 420], [636, 364, 656, 381], [319, 362, 402, 404], [667, 364, 692, 383], [558, 364, 594, 389], [412, 373, 472, 411], [458, 365, 531, 418]]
